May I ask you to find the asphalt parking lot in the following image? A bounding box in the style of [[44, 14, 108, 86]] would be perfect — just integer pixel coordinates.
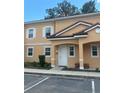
[[24, 74, 100, 93]]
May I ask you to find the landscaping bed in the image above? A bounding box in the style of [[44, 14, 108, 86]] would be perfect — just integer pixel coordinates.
[[24, 62, 52, 70], [62, 67, 100, 72]]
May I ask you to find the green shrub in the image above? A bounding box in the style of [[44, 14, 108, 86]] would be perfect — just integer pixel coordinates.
[[32, 61, 37, 67], [96, 68, 100, 72], [39, 55, 45, 67]]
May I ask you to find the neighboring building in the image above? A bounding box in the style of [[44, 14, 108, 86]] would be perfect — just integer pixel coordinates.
[[24, 13, 100, 70]]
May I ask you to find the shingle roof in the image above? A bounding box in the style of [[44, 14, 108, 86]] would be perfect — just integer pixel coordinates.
[[24, 12, 100, 25]]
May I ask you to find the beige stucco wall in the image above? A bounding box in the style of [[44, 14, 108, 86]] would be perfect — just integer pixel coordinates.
[[83, 42, 100, 69], [68, 45, 79, 68], [60, 25, 87, 36], [24, 14, 99, 44], [55, 15, 99, 32], [24, 22, 53, 44], [24, 45, 51, 63]]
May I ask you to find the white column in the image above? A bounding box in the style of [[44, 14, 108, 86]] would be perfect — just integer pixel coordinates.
[[51, 45, 56, 67], [79, 43, 84, 69]]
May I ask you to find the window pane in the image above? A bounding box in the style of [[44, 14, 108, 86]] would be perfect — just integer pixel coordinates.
[[69, 46, 74, 56], [45, 48, 51, 56], [92, 51, 97, 56], [70, 51, 74, 56], [45, 52, 50, 55], [70, 47, 74, 50], [45, 27, 51, 37], [28, 48, 33, 56], [28, 29, 34, 38], [45, 48, 50, 51], [92, 46, 97, 50], [92, 45, 98, 56]]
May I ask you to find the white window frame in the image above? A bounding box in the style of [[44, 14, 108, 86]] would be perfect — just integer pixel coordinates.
[[26, 28, 36, 39], [96, 28, 100, 33], [91, 44, 100, 58], [68, 45, 75, 57], [42, 26, 54, 38], [27, 47, 34, 57], [43, 46, 51, 57]]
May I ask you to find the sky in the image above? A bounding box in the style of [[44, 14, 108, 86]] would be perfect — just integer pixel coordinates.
[[24, 0, 100, 22]]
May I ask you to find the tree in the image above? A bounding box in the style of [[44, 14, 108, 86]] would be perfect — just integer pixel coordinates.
[[81, 0, 97, 14], [45, 0, 80, 19]]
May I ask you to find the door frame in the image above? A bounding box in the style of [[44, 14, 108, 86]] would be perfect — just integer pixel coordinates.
[[58, 45, 68, 66]]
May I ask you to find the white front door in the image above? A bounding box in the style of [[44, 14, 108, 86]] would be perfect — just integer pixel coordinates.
[[58, 45, 68, 66]]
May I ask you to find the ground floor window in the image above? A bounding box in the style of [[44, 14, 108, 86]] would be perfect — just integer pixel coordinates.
[[45, 47, 51, 56], [69, 45, 75, 57], [27, 47, 33, 57], [91, 44, 100, 57]]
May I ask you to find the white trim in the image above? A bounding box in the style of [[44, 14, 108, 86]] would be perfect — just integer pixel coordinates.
[[55, 22, 92, 36], [26, 28, 36, 39], [74, 35, 88, 38], [48, 35, 87, 40], [48, 37, 75, 40], [43, 46, 52, 57], [84, 24, 100, 33], [68, 45, 75, 57], [42, 26, 54, 38], [27, 47, 34, 57], [91, 44, 100, 58], [51, 64, 55, 67], [79, 59, 83, 61], [80, 66, 84, 69], [24, 43, 51, 46]]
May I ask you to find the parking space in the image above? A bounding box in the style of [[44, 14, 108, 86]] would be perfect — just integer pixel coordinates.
[[24, 74, 100, 93]]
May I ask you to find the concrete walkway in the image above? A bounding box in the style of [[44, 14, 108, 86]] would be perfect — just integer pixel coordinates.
[[24, 68, 100, 78]]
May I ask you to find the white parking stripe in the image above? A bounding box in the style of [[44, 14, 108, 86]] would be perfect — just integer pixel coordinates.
[[92, 80, 95, 93], [24, 77, 49, 92]]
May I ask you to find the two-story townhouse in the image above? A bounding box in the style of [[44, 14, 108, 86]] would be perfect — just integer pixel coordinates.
[[24, 12, 100, 70]]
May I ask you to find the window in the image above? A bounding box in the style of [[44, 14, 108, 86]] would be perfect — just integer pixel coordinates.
[[45, 27, 51, 37], [69, 46, 75, 57], [96, 28, 100, 33], [45, 47, 51, 56], [26, 28, 36, 39], [43, 26, 53, 37], [91, 45, 99, 57], [28, 29, 33, 38], [27, 47, 33, 57]]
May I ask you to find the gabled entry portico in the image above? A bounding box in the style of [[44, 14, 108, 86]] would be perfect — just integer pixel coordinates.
[[48, 22, 100, 70]]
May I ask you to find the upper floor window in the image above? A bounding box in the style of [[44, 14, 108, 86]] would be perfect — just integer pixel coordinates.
[[91, 44, 100, 57], [69, 45, 75, 57], [26, 28, 36, 39], [45, 27, 51, 37], [43, 26, 54, 37]]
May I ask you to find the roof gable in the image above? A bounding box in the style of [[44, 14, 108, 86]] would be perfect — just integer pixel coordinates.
[[74, 23, 100, 36], [47, 23, 100, 40], [50, 21, 93, 37]]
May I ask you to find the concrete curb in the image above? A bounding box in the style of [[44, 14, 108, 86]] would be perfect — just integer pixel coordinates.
[[24, 69, 100, 78], [24, 72, 100, 79]]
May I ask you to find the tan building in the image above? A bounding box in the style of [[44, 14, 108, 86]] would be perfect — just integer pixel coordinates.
[[24, 13, 100, 70]]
